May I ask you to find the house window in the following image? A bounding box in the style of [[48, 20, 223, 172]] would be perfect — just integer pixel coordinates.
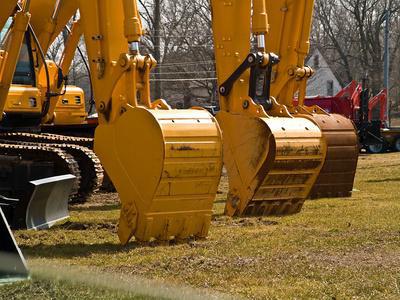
[[327, 80, 334, 96]]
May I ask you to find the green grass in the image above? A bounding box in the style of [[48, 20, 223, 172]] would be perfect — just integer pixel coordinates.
[[2, 153, 400, 299]]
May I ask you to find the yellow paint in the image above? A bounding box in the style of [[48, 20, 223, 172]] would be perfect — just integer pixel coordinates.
[[53, 86, 87, 125]]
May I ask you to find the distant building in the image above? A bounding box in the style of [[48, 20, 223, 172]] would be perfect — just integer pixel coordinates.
[[306, 49, 342, 97]]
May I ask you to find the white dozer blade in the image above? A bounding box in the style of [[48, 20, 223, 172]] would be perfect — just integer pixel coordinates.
[[25, 174, 76, 230], [0, 207, 29, 284]]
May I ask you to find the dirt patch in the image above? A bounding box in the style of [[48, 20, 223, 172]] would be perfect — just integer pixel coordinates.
[[58, 221, 117, 232], [212, 216, 279, 227]]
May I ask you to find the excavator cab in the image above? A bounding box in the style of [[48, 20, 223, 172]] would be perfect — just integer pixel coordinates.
[[211, 0, 326, 217], [1, 33, 43, 129], [265, 0, 359, 199]]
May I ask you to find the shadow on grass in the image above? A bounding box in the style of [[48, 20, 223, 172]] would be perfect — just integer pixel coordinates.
[[69, 204, 120, 212], [22, 242, 139, 259], [366, 177, 400, 183], [22, 237, 203, 259], [53, 221, 116, 231]]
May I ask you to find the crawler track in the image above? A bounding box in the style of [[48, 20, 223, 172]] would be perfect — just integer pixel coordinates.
[[0, 142, 81, 197], [0, 132, 94, 148], [0, 132, 104, 202]]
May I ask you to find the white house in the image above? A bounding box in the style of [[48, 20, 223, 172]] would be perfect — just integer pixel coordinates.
[[306, 48, 342, 96]]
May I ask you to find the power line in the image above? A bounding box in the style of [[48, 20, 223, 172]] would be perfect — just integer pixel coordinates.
[[144, 44, 213, 48], [144, 35, 213, 38], [156, 60, 215, 67], [150, 78, 217, 82], [151, 70, 215, 75]]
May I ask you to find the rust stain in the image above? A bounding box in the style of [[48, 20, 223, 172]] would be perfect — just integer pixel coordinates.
[[171, 145, 199, 151]]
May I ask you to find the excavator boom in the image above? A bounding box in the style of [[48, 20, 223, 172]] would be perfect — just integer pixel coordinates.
[[0, 1, 18, 31], [0, 1, 31, 118]]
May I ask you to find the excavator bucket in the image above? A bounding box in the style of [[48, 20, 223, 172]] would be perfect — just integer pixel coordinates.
[[95, 108, 223, 244], [307, 114, 359, 198], [264, 0, 359, 199], [0, 207, 29, 284], [25, 174, 75, 229], [218, 111, 326, 217]]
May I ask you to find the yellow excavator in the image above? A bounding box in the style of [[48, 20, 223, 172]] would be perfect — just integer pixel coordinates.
[[210, 0, 327, 217], [0, 1, 73, 281], [0, 0, 77, 227], [265, 0, 359, 199], [1, 0, 358, 250], [1, 0, 223, 245], [0, 3, 103, 205]]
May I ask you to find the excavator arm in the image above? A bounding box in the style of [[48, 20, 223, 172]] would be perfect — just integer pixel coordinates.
[[78, 0, 223, 244], [211, 0, 326, 216], [265, 0, 359, 198], [0, 0, 31, 119], [18, 0, 222, 244], [0, 1, 18, 31]]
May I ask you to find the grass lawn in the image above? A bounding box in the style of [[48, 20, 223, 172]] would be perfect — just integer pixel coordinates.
[[1, 152, 400, 299]]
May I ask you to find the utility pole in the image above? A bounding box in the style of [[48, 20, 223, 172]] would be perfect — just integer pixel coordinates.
[[384, 0, 390, 125], [153, 0, 162, 100]]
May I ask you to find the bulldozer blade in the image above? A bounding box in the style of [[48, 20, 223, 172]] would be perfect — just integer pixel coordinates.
[[94, 107, 223, 244], [307, 114, 359, 198], [216, 111, 326, 217], [25, 174, 76, 230], [0, 207, 29, 284]]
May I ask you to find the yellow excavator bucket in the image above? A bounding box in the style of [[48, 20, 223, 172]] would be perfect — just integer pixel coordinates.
[[306, 113, 358, 198], [95, 108, 222, 243], [211, 0, 326, 217], [265, 0, 359, 199], [218, 112, 325, 216], [37, 0, 225, 244]]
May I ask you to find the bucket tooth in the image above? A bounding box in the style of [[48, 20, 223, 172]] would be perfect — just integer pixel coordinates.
[[217, 111, 326, 217], [306, 114, 359, 199], [95, 108, 223, 244]]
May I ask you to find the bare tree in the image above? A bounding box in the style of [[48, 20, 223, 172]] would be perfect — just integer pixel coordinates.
[[139, 0, 216, 106], [313, 0, 400, 95]]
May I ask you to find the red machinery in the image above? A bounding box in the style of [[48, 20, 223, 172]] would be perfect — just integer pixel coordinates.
[[296, 81, 387, 124], [295, 82, 400, 153], [368, 89, 388, 122]]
